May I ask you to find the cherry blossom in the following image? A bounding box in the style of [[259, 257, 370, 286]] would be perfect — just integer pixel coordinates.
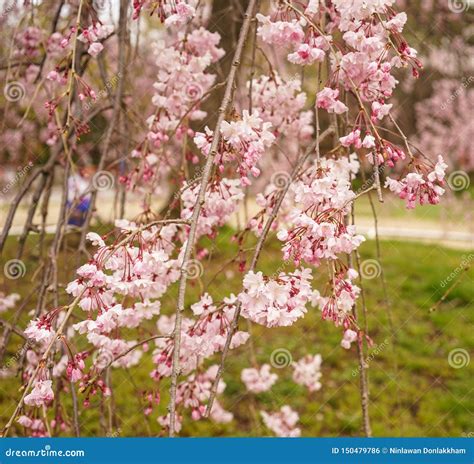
[[195, 110, 275, 185], [316, 87, 348, 114], [261, 405, 301, 437], [0, 292, 20, 313], [292, 354, 323, 392], [24, 380, 54, 407], [385, 156, 447, 209], [1, 0, 451, 439], [241, 364, 278, 393], [78, 24, 113, 57], [341, 329, 358, 349], [239, 269, 313, 328]]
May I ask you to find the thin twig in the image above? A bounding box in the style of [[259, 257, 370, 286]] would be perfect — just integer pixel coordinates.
[[168, 0, 258, 436]]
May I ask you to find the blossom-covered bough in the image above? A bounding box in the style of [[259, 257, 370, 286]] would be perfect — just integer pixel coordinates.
[[0, 0, 449, 438]]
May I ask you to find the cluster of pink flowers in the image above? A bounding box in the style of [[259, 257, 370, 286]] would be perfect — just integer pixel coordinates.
[[78, 23, 114, 57], [256, 12, 329, 67], [133, 0, 197, 23], [338, 128, 406, 167], [385, 156, 448, 209], [151, 294, 249, 380], [256, 14, 304, 47], [24, 317, 56, 345], [341, 329, 358, 350], [164, 1, 196, 27], [149, 28, 223, 135], [123, 27, 224, 193], [239, 269, 313, 328], [241, 364, 278, 393], [292, 354, 322, 392], [14, 27, 42, 59], [172, 365, 233, 423], [194, 110, 275, 185], [277, 156, 364, 267], [0, 292, 20, 313], [278, 215, 365, 266], [17, 415, 48, 437], [248, 73, 313, 144], [24, 379, 54, 407], [316, 87, 348, 114], [312, 269, 361, 328], [261, 405, 301, 438], [181, 178, 243, 238], [67, 221, 182, 306]]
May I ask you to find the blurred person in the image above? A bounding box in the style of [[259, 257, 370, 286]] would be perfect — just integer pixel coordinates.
[[67, 166, 94, 227]]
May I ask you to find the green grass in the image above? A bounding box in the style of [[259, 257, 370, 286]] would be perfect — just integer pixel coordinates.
[[0, 231, 472, 437]]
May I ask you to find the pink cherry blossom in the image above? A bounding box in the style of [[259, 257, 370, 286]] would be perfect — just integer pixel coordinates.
[[241, 364, 278, 393], [292, 354, 322, 392], [24, 380, 54, 407], [261, 405, 301, 437], [316, 87, 348, 114], [341, 329, 358, 349]]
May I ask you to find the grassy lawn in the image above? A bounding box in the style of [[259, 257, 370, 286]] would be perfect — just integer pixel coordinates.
[[0, 230, 472, 437]]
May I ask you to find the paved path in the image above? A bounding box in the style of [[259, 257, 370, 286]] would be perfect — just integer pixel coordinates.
[[1, 190, 473, 250]]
